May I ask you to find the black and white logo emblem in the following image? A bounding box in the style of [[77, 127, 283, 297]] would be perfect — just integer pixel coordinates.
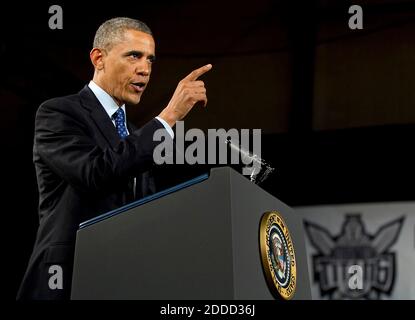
[[304, 214, 404, 299]]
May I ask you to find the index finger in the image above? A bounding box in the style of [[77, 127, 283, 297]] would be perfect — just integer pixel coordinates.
[[183, 64, 212, 81]]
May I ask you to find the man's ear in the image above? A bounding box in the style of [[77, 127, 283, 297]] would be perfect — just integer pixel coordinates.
[[90, 48, 105, 70]]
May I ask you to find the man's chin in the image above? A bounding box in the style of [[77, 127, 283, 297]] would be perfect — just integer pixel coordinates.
[[126, 95, 141, 105]]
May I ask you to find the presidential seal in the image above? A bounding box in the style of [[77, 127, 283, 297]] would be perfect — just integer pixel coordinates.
[[259, 211, 297, 300]]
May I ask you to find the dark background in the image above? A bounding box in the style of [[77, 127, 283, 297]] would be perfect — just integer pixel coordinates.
[[2, 0, 415, 298]]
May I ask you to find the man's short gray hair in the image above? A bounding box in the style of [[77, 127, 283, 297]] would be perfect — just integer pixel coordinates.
[[93, 17, 153, 51]]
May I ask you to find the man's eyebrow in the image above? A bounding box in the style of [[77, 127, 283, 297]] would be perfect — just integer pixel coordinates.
[[123, 50, 156, 60], [123, 50, 143, 57]]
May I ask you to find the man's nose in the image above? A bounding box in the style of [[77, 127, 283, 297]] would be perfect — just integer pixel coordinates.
[[136, 61, 150, 76]]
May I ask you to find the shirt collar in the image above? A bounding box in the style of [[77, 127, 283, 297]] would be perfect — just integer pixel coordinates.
[[88, 80, 127, 120]]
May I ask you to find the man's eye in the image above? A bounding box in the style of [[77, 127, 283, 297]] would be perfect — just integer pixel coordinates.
[[128, 52, 142, 59], [148, 56, 156, 63]]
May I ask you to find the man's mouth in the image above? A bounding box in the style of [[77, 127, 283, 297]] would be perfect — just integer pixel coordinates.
[[131, 82, 146, 92]]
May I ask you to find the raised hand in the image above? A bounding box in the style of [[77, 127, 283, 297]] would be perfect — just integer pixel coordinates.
[[158, 64, 212, 127]]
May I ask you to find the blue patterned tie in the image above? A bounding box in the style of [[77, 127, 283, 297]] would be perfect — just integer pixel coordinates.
[[112, 108, 128, 139]]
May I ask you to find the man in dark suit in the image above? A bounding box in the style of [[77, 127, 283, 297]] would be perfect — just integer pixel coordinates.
[[17, 17, 212, 300]]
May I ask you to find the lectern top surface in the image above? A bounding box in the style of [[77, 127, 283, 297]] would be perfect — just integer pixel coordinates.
[[79, 173, 209, 229]]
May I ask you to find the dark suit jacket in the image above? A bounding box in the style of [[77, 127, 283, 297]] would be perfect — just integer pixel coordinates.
[[17, 85, 167, 300]]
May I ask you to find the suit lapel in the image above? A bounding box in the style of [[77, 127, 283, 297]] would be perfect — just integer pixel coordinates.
[[79, 85, 120, 149], [79, 85, 137, 202]]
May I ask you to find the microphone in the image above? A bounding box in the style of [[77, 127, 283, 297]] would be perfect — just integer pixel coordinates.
[[225, 138, 275, 184]]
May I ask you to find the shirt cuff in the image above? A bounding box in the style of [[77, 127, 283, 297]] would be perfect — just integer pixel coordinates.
[[155, 116, 174, 139]]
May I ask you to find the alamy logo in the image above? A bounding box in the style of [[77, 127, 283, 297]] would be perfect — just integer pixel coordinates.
[[153, 121, 274, 183], [304, 214, 404, 299], [348, 265, 363, 290], [348, 5, 363, 30], [48, 265, 63, 290], [48, 5, 63, 30]]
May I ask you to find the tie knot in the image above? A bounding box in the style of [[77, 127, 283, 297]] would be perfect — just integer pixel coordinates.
[[112, 107, 125, 121]]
